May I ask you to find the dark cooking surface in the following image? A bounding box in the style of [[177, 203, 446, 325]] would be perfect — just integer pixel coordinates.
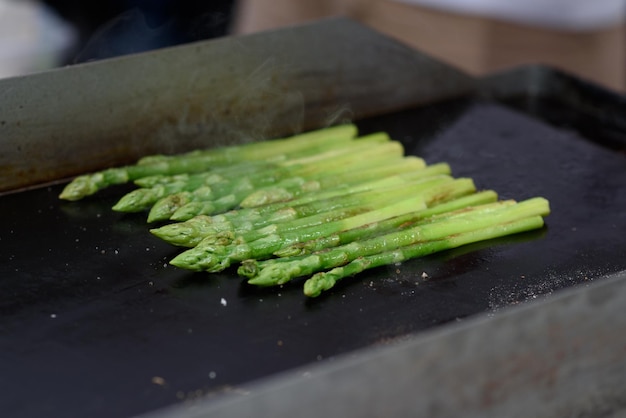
[[2, 100, 626, 418]]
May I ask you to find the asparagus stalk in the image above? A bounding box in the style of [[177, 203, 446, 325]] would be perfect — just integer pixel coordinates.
[[241, 197, 550, 286], [237, 157, 429, 209], [158, 141, 407, 219], [151, 176, 423, 247], [136, 124, 358, 166], [274, 190, 501, 257], [168, 161, 451, 222], [169, 195, 429, 273], [112, 136, 399, 213], [150, 167, 454, 248], [59, 124, 358, 201], [303, 215, 546, 297], [151, 175, 457, 247], [197, 176, 456, 247], [133, 159, 278, 188], [148, 155, 429, 223], [171, 153, 407, 220]]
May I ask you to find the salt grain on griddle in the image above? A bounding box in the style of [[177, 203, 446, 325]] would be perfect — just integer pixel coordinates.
[[220, 298, 227, 307], [151, 376, 166, 386]]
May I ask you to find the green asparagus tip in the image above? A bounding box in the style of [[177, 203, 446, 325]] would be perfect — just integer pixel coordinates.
[[193, 231, 235, 247], [170, 202, 208, 221], [112, 188, 158, 212], [246, 263, 290, 287], [150, 223, 199, 247], [169, 247, 221, 271], [147, 193, 192, 223], [247, 255, 321, 286], [60, 168, 130, 200], [237, 260, 259, 278], [239, 188, 295, 208], [273, 244, 307, 258], [59, 174, 102, 201], [303, 271, 338, 297]]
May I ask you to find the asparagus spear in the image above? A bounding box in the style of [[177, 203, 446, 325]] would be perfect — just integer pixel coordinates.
[[237, 162, 452, 216], [150, 173, 435, 247], [133, 159, 278, 188], [148, 156, 428, 223], [151, 175, 458, 247], [194, 176, 456, 247], [59, 124, 358, 201], [274, 190, 502, 257], [169, 195, 429, 273], [237, 157, 429, 209], [167, 156, 450, 221], [151, 175, 444, 247], [241, 197, 550, 286], [136, 124, 358, 166], [112, 136, 400, 213], [155, 140, 407, 219], [303, 215, 546, 297]]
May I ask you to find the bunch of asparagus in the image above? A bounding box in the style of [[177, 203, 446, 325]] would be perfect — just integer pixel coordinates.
[[60, 124, 550, 297]]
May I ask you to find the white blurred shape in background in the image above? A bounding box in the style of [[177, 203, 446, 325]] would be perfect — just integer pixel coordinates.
[[399, 0, 626, 30], [0, 0, 76, 78]]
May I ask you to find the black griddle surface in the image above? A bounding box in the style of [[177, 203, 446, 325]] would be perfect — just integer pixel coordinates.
[[2, 100, 626, 418]]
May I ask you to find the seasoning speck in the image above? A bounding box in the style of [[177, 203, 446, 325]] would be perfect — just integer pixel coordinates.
[[220, 298, 227, 307], [50, 314, 57, 319], [151, 376, 166, 386], [209, 371, 217, 379], [421, 272, 429, 279]]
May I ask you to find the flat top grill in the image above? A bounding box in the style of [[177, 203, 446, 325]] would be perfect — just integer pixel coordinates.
[[2, 81, 626, 417]]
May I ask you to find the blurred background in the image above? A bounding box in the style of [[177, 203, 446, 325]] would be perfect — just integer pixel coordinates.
[[0, 0, 624, 91]]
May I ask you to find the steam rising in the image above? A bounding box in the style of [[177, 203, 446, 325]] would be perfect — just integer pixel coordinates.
[[74, 9, 163, 63], [324, 105, 354, 128], [73, 9, 356, 156]]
